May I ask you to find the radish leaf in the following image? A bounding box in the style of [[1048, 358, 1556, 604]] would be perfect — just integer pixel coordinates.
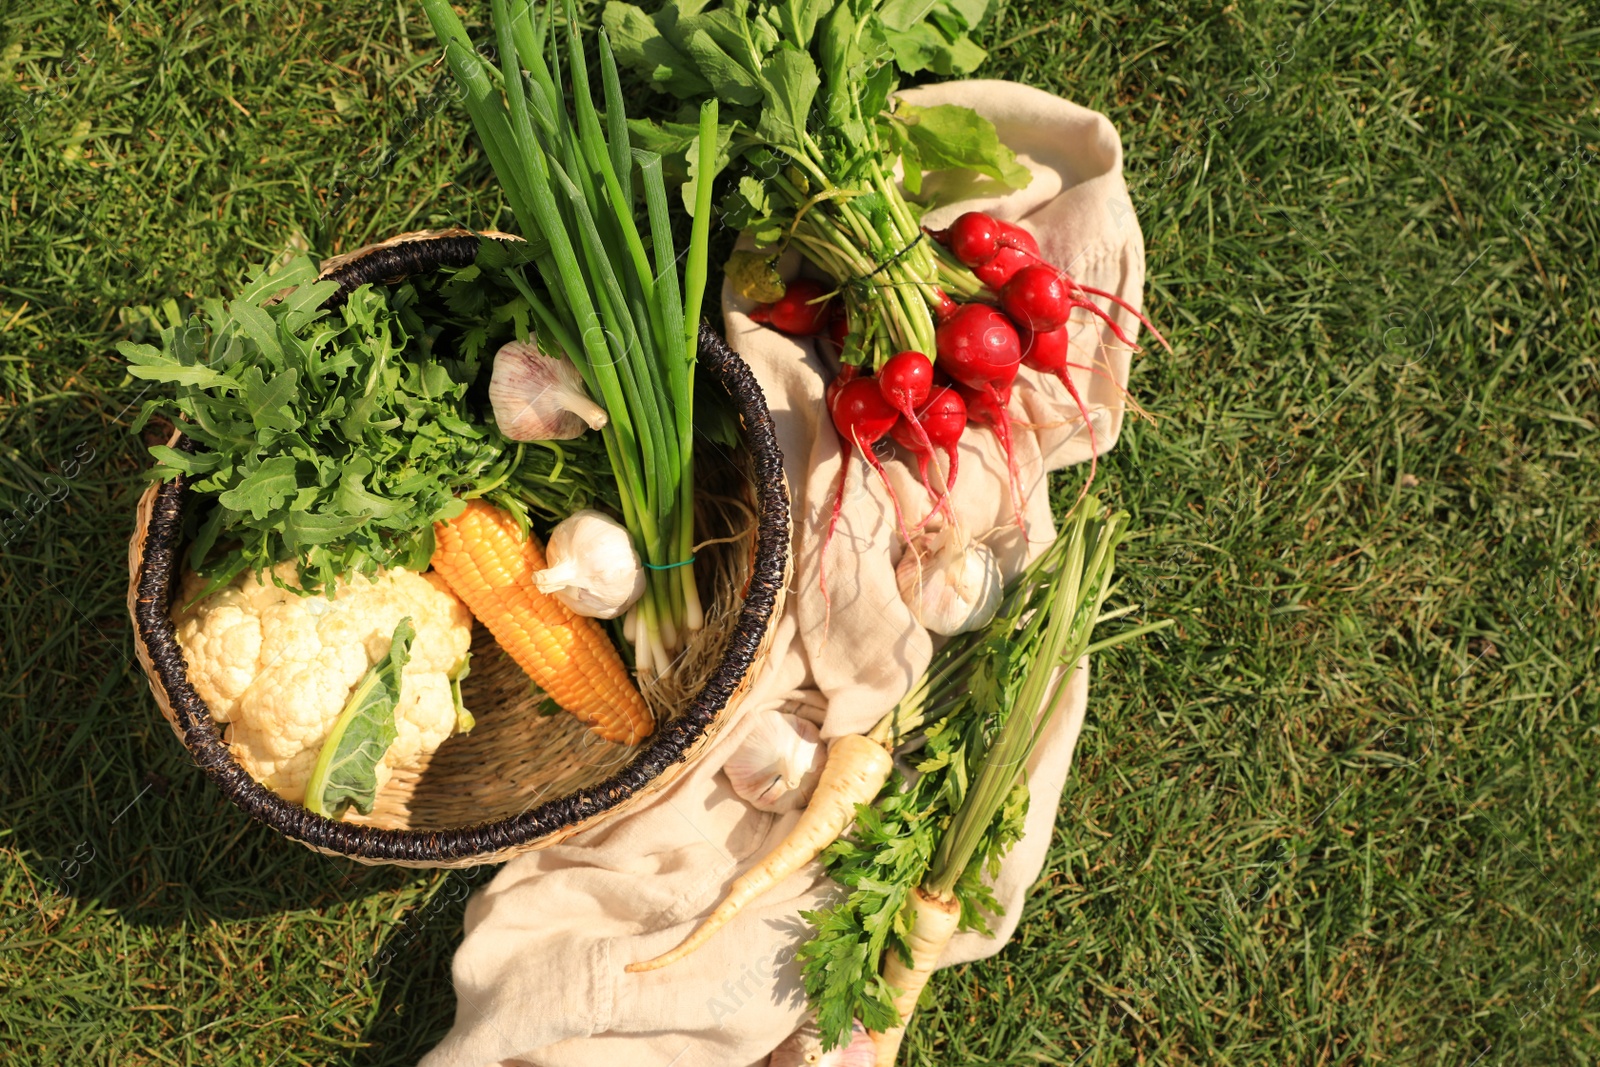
[[896, 101, 1031, 188]]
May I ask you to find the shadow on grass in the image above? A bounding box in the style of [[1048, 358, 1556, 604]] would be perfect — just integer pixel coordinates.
[[344, 889, 479, 1067]]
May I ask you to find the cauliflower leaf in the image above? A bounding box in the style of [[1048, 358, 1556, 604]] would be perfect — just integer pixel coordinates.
[[304, 617, 414, 818]]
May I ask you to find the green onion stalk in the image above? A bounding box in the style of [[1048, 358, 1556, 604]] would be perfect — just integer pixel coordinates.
[[926, 500, 1148, 897], [422, 0, 719, 677]]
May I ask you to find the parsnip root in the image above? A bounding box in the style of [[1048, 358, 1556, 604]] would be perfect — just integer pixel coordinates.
[[871, 887, 962, 1065], [626, 734, 894, 973]]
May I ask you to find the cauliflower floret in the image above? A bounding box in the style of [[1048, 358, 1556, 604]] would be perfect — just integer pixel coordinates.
[[174, 562, 474, 806]]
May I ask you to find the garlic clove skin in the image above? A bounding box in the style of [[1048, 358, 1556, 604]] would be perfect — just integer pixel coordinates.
[[895, 526, 1003, 636], [531, 509, 645, 619], [724, 710, 826, 813], [768, 1018, 874, 1067], [489, 340, 609, 441]]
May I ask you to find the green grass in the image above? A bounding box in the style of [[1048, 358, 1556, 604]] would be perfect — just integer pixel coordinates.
[[2, 0, 1597, 1063]]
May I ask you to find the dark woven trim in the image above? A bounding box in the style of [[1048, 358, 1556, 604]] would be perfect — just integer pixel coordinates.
[[132, 236, 789, 863], [320, 235, 483, 309]]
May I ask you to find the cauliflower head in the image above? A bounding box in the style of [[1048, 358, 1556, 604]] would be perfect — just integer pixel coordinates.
[[173, 562, 474, 805]]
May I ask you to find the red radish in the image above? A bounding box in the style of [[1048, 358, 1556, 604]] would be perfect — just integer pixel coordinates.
[[890, 385, 966, 524], [934, 304, 1021, 525], [956, 381, 1027, 531], [830, 377, 899, 447], [877, 350, 942, 518], [1000, 265, 1072, 332], [932, 288, 960, 324], [1017, 324, 1071, 373], [821, 375, 915, 617], [878, 350, 934, 412], [1019, 325, 1141, 401], [972, 246, 1034, 289], [826, 362, 860, 415], [997, 219, 1040, 257], [750, 279, 834, 336], [934, 212, 1001, 266], [934, 303, 1022, 391], [930, 211, 1041, 267], [1010, 260, 1171, 354], [823, 364, 870, 554]]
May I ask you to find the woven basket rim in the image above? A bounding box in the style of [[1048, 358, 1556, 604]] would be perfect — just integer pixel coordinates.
[[127, 230, 790, 865]]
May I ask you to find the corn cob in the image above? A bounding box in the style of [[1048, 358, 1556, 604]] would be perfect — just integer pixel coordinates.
[[431, 499, 653, 745]]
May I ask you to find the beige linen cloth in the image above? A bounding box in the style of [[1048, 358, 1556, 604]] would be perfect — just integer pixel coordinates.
[[418, 80, 1148, 1067]]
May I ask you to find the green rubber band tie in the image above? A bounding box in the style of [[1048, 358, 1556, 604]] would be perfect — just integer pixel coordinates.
[[644, 556, 697, 571]]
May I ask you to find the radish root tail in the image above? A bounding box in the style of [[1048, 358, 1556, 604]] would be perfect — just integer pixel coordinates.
[[857, 429, 917, 547], [1055, 369, 1098, 516], [1076, 283, 1173, 352]]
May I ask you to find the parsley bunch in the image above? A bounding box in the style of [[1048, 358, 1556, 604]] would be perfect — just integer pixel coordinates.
[[122, 255, 607, 594]]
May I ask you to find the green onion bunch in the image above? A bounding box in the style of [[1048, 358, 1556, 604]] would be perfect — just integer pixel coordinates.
[[421, 0, 720, 675]]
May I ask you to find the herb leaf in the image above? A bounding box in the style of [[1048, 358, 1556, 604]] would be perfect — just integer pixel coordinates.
[[123, 252, 609, 593]]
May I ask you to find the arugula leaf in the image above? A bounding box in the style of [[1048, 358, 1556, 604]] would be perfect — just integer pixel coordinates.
[[121, 343, 237, 390], [230, 256, 321, 307], [215, 455, 300, 520], [126, 252, 613, 593], [239, 365, 301, 432], [334, 458, 409, 521], [304, 617, 414, 819]]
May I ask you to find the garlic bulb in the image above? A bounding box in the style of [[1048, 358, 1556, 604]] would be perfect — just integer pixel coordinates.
[[489, 339, 608, 441], [532, 510, 645, 619], [895, 525, 1002, 636], [768, 1017, 874, 1067], [724, 710, 826, 813]]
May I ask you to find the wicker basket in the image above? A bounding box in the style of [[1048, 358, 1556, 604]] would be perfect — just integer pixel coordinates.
[[125, 229, 790, 868]]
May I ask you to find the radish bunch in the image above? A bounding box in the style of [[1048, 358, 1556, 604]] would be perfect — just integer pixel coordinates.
[[932, 211, 1172, 352], [746, 212, 1168, 611], [932, 211, 1171, 513]]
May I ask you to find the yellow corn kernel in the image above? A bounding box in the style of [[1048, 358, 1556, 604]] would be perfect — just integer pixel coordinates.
[[431, 499, 653, 746]]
